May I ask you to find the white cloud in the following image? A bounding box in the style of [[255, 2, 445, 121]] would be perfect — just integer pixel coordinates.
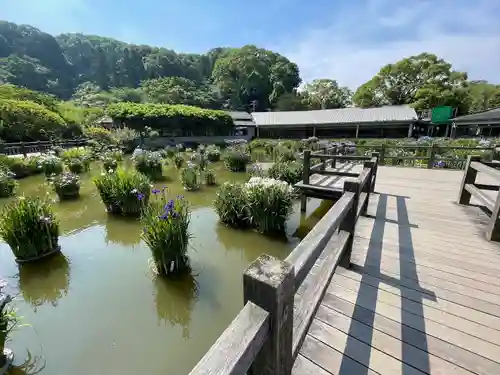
[[279, 0, 500, 89]]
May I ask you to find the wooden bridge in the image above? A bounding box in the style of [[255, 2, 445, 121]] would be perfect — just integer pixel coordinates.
[[190, 156, 500, 375]]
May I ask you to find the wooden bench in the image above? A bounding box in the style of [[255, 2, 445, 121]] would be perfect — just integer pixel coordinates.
[[189, 166, 374, 375], [458, 155, 500, 241]]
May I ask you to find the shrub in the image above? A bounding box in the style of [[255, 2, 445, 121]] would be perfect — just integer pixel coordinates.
[[39, 154, 63, 177], [213, 183, 249, 227], [224, 150, 251, 172], [84, 126, 113, 144], [206, 144, 221, 162], [53, 172, 80, 200], [180, 162, 201, 191], [244, 177, 293, 234], [247, 163, 265, 179], [141, 190, 191, 277], [132, 150, 164, 181], [0, 99, 68, 142], [204, 169, 216, 186], [172, 153, 184, 169], [106, 102, 234, 135], [268, 161, 303, 185], [0, 197, 60, 262], [0, 170, 17, 198], [110, 127, 139, 153], [60, 147, 92, 162], [94, 168, 151, 216]]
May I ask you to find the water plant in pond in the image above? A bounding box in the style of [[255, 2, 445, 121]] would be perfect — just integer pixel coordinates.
[[164, 146, 176, 158], [180, 162, 201, 191], [60, 147, 92, 162], [100, 149, 123, 172], [205, 145, 221, 162], [39, 154, 63, 177], [204, 168, 216, 186], [133, 150, 164, 181], [214, 183, 249, 227], [0, 197, 60, 262], [1, 280, 20, 369], [275, 145, 296, 162], [224, 150, 251, 172], [244, 177, 294, 234], [172, 153, 184, 169], [268, 161, 303, 185], [141, 190, 191, 277], [52, 172, 80, 200], [0, 170, 17, 198], [247, 163, 265, 179], [94, 168, 151, 216]]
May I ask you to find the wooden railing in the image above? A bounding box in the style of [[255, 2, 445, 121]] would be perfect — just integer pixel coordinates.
[[189, 160, 377, 375], [354, 143, 497, 170], [0, 139, 88, 156], [458, 155, 500, 241]]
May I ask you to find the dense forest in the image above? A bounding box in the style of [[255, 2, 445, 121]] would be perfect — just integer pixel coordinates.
[[0, 19, 499, 129]]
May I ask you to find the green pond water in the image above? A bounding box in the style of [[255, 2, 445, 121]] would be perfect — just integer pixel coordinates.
[[0, 161, 331, 375]]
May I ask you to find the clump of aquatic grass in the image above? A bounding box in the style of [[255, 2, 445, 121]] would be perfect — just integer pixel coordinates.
[[247, 163, 265, 179], [180, 162, 201, 191], [172, 153, 184, 169], [190, 152, 208, 171], [185, 147, 193, 153], [164, 146, 176, 158], [0, 157, 32, 178], [224, 150, 251, 172], [0, 197, 60, 262], [26, 156, 43, 175], [101, 149, 123, 172], [268, 161, 303, 185], [244, 177, 294, 234], [60, 147, 92, 162], [275, 145, 296, 162], [39, 154, 63, 177], [1, 279, 22, 361], [133, 150, 164, 181], [176, 143, 185, 152], [66, 157, 91, 174], [204, 169, 216, 186], [206, 145, 221, 162], [213, 183, 249, 227], [0, 169, 17, 198], [94, 168, 151, 216], [141, 189, 191, 277], [52, 172, 80, 200]]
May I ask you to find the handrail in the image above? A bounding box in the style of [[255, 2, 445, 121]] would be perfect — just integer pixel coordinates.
[[190, 155, 379, 375], [0, 138, 88, 156], [458, 155, 500, 241]]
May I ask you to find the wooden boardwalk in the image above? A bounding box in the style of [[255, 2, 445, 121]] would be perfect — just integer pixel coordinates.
[[295, 166, 500, 375]]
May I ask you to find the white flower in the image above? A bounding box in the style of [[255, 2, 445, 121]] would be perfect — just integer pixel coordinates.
[[131, 189, 138, 194]]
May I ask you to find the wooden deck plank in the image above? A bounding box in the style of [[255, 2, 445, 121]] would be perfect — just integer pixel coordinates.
[[297, 166, 500, 375], [315, 304, 475, 375], [321, 294, 500, 375], [331, 273, 500, 334], [292, 354, 334, 375]]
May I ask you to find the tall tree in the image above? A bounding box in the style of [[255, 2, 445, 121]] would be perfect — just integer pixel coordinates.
[[352, 53, 468, 110], [301, 79, 352, 109]]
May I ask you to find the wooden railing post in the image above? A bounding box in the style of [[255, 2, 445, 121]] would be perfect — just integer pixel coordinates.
[[486, 191, 500, 242], [243, 254, 294, 375], [301, 150, 311, 212], [361, 160, 375, 215], [379, 144, 386, 165], [339, 179, 360, 268], [20, 142, 26, 157], [370, 152, 379, 192], [427, 144, 437, 169], [458, 155, 481, 205]]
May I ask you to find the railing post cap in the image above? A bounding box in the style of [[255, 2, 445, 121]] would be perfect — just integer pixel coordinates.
[[343, 178, 360, 192], [244, 254, 293, 288]]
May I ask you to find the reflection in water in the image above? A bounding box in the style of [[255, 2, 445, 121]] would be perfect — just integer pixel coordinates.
[[293, 199, 335, 238], [105, 216, 142, 246], [153, 274, 198, 339], [7, 350, 45, 375], [18, 254, 70, 310]]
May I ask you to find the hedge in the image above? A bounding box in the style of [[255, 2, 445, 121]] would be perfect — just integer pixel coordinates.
[[0, 99, 70, 141], [106, 102, 234, 135]]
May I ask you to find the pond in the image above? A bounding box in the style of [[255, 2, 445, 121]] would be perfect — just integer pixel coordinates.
[[0, 161, 330, 375]]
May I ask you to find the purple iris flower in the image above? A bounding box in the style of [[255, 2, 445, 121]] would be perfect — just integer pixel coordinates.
[[152, 188, 160, 194], [137, 193, 145, 201]]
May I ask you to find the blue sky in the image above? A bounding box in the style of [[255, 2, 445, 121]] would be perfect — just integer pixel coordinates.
[[2, 0, 500, 88]]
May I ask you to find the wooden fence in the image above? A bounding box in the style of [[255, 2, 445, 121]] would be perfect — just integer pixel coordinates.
[[0, 139, 88, 156], [458, 155, 500, 241], [354, 143, 497, 170], [189, 160, 377, 375]]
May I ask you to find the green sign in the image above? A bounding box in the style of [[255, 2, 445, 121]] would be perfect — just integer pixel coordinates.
[[431, 106, 453, 124]]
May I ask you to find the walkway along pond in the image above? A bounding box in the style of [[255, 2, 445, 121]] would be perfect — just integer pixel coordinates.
[[0, 161, 330, 375]]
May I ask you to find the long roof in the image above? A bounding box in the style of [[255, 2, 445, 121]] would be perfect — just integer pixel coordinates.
[[452, 108, 500, 123], [251, 105, 418, 127]]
